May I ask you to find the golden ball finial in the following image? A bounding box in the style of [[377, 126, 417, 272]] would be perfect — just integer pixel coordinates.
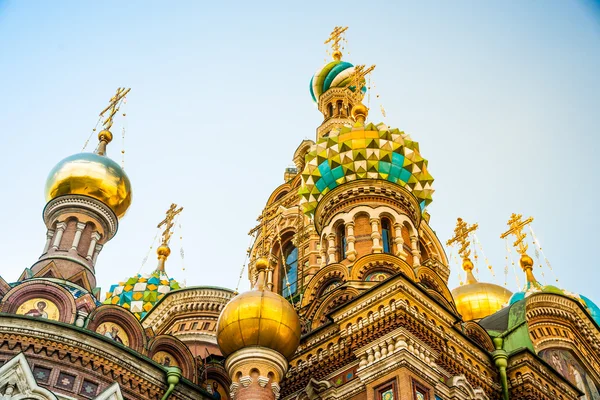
[[351, 104, 368, 124], [462, 258, 474, 272], [520, 254, 534, 270], [217, 289, 301, 359], [157, 245, 171, 258], [255, 257, 269, 271], [332, 50, 342, 61], [98, 129, 113, 144]]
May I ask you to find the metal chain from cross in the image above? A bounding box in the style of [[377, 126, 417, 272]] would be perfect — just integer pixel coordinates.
[[346, 64, 376, 103], [324, 26, 348, 53], [500, 213, 534, 255], [157, 203, 183, 247]]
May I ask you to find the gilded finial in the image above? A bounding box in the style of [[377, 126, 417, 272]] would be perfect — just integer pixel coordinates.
[[447, 218, 479, 284], [500, 213, 536, 283], [156, 203, 184, 272], [96, 87, 131, 156], [325, 26, 348, 61], [347, 64, 376, 123]]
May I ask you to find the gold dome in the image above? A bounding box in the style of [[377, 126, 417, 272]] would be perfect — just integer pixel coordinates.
[[45, 152, 132, 218], [452, 282, 513, 321], [217, 288, 301, 360]]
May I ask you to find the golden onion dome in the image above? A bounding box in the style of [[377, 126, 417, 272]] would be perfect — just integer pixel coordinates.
[[452, 259, 512, 321], [45, 150, 132, 219], [216, 258, 301, 360], [452, 281, 513, 321]]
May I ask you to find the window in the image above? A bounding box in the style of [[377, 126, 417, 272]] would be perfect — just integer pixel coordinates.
[[336, 224, 346, 261], [375, 379, 398, 400], [327, 103, 333, 117], [282, 242, 298, 298], [382, 218, 393, 254], [191, 322, 198, 330], [412, 380, 429, 400]]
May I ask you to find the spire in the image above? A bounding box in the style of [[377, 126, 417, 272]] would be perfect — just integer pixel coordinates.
[[447, 218, 479, 284], [96, 87, 130, 156], [155, 203, 183, 272], [500, 213, 539, 286]]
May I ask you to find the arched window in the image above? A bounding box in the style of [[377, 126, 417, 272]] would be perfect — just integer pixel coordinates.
[[381, 218, 393, 254], [282, 242, 298, 298], [336, 224, 346, 261], [327, 103, 333, 118], [336, 100, 343, 116]]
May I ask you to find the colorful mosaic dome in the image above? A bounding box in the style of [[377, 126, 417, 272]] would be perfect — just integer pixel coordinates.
[[104, 270, 180, 320], [299, 122, 434, 215], [309, 60, 366, 103]]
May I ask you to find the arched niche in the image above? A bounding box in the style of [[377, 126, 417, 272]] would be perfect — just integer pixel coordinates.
[[350, 253, 416, 282], [1, 280, 76, 324], [148, 335, 196, 382], [87, 304, 147, 353]]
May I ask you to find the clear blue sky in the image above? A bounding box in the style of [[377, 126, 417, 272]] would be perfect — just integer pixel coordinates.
[[1, 1, 599, 303]]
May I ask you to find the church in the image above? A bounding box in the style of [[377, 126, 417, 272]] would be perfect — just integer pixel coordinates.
[[0, 27, 599, 400]]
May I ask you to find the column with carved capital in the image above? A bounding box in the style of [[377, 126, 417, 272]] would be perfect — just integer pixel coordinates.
[[410, 235, 421, 266], [51, 222, 67, 250], [71, 222, 87, 252], [370, 218, 383, 253], [42, 229, 55, 254], [393, 223, 408, 260], [327, 233, 337, 264], [86, 232, 102, 261], [345, 221, 357, 261]]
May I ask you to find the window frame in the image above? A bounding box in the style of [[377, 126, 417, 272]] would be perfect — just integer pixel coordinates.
[[412, 379, 430, 400], [374, 378, 399, 400]]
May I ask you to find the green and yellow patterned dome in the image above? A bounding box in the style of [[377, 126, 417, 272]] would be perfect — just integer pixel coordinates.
[[299, 122, 434, 215], [104, 269, 180, 320]]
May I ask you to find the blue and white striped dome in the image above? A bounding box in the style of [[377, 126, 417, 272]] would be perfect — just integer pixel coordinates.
[[309, 60, 366, 103]]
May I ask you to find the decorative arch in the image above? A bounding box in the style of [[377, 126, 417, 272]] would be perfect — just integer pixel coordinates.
[[293, 139, 315, 171], [0, 280, 77, 324], [350, 253, 416, 282], [271, 228, 298, 296], [415, 265, 455, 305], [463, 321, 495, 352], [419, 222, 449, 265], [0, 353, 58, 400], [87, 304, 147, 353], [311, 287, 360, 330], [268, 182, 293, 205], [301, 264, 349, 308], [148, 335, 196, 382], [321, 205, 417, 239]]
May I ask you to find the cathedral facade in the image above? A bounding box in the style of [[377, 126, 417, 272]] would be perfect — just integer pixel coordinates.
[[1, 27, 599, 400]]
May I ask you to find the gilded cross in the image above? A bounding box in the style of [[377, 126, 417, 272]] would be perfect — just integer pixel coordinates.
[[446, 218, 478, 260], [346, 64, 376, 102], [500, 213, 534, 255], [100, 87, 131, 131], [157, 203, 183, 246], [324, 26, 348, 53]]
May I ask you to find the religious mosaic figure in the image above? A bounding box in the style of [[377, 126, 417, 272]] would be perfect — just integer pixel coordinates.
[[16, 298, 59, 321], [96, 322, 129, 346]]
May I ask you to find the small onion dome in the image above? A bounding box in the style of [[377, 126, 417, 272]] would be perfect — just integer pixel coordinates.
[[581, 295, 600, 326], [299, 122, 434, 216], [104, 270, 180, 320], [45, 149, 132, 219], [452, 259, 513, 321], [216, 258, 301, 360], [309, 60, 366, 103]]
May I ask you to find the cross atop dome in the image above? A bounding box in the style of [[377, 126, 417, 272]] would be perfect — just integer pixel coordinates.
[[324, 26, 348, 61], [156, 203, 183, 272], [96, 87, 130, 156]]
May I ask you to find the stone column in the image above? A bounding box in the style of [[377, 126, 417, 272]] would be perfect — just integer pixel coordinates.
[[87, 232, 101, 260], [225, 347, 288, 400], [393, 223, 408, 260], [319, 238, 327, 267], [345, 221, 357, 261], [51, 222, 67, 250], [43, 229, 55, 254], [71, 222, 87, 251], [370, 218, 382, 253], [410, 235, 421, 266], [92, 244, 103, 266], [327, 233, 337, 264]]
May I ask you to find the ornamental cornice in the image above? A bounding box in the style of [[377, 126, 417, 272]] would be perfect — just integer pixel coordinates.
[[313, 180, 421, 234], [43, 195, 118, 241], [0, 316, 168, 395], [142, 287, 234, 329]]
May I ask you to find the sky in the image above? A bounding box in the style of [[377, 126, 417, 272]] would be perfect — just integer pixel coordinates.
[[0, 1, 599, 304]]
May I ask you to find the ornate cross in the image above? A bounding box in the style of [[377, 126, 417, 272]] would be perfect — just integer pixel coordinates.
[[157, 203, 183, 246], [99, 87, 131, 131], [500, 213, 534, 255], [346, 64, 376, 102], [446, 218, 478, 260], [324, 26, 348, 53]]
